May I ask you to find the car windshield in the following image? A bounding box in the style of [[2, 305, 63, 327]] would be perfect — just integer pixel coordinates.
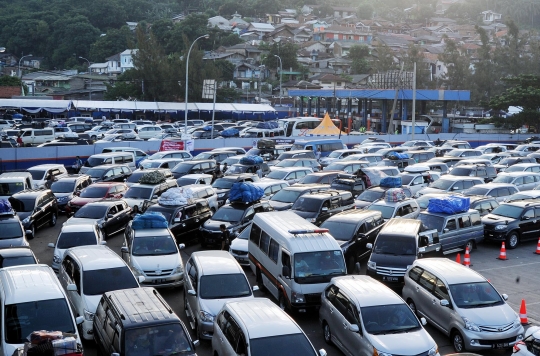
[[430, 179, 455, 190], [325, 163, 347, 171], [51, 181, 75, 193], [57, 231, 97, 249], [0, 222, 24, 239], [399, 175, 415, 185], [418, 214, 445, 232], [194, 152, 212, 160], [199, 273, 252, 299], [357, 189, 384, 202], [276, 160, 296, 167], [83, 267, 139, 295], [294, 251, 346, 281], [250, 333, 317, 356], [266, 170, 288, 180], [0, 255, 36, 267], [449, 282, 504, 308], [320, 221, 357, 241], [493, 175, 514, 184], [367, 204, 395, 219], [124, 187, 153, 199], [373, 235, 416, 255], [361, 304, 421, 335], [5, 299, 76, 344], [327, 151, 341, 158], [0, 182, 25, 196], [298, 175, 322, 184], [246, 148, 262, 156], [125, 324, 193, 356], [490, 204, 523, 219], [126, 171, 147, 183], [450, 167, 473, 176], [271, 189, 302, 203], [73, 205, 107, 219], [498, 158, 517, 166], [171, 163, 192, 174], [446, 150, 463, 157], [291, 197, 323, 212], [86, 157, 106, 167], [212, 207, 245, 222], [9, 198, 35, 212], [141, 161, 165, 168], [27, 170, 45, 181], [80, 186, 109, 198], [212, 178, 234, 189], [504, 165, 527, 172], [149, 152, 167, 159], [506, 193, 536, 203], [176, 177, 197, 186], [463, 187, 490, 196], [132, 235, 178, 256], [85, 168, 106, 179]]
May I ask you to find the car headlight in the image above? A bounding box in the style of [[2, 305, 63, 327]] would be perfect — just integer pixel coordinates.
[[52, 255, 61, 263], [199, 310, 214, 323], [292, 292, 305, 304], [463, 317, 481, 332], [83, 309, 95, 321], [172, 265, 183, 274], [217, 193, 225, 198], [132, 266, 144, 276], [22, 216, 30, 224], [306, 218, 316, 223], [514, 316, 522, 329], [373, 349, 392, 356], [57, 196, 69, 203], [495, 225, 507, 230], [367, 261, 376, 270], [428, 345, 439, 356]]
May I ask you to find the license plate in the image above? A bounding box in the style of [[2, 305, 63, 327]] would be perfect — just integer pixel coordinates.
[[383, 276, 398, 282], [493, 343, 509, 349], [154, 279, 167, 284]]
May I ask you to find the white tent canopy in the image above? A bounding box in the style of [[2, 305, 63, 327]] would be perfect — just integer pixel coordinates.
[[0, 99, 72, 113]]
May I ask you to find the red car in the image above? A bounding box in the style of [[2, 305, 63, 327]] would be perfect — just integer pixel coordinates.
[[67, 182, 127, 214]]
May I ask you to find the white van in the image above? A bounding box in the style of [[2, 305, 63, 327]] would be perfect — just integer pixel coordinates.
[[248, 211, 346, 312], [0, 264, 83, 356], [0, 172, 34, 200], [80, 152, 136, 173], [26, 164, 69, 189], [101, 146, 148, 167], [213, 298, 327, 356], [19, 128, 55, 145]]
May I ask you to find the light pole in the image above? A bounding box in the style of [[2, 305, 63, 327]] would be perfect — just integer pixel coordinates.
[[258, 65, 265, 103], [184, 34, 209, 135], [274, 55, 282, 105], [18, 54, 33, 78], [79, 56, 92, 100]]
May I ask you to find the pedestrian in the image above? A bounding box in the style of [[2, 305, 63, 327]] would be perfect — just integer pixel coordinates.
[[16, 135, 23, 147], [315, 147, 321, 162], [214, 162, 223, 179], [222, 162, 228, 174], [72, 156, 83, 173], [220, 224, 230, 251], [44, 173, 55, 189], [435, 137, 441, 146], [256, 165, 263, 178]]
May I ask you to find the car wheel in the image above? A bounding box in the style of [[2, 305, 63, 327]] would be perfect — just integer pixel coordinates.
[[323, 322, 333, 345], [91, 135, 96, 140], [506, 232, 519, 249], [407, 299, 419, 317], [49, 213, 57, 227], [278, 292, 287, 311], [28, 224, 35, 239], [464, 240, 474, 252], [451, 330, 465, 353]]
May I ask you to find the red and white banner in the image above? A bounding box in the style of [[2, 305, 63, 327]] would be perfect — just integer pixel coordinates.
[[160, 140, 184, 151]]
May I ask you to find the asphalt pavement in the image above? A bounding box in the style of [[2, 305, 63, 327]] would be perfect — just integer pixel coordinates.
[[30, 215, 540, 356]]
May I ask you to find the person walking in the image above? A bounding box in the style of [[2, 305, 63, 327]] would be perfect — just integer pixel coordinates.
[[16, 135, 23, 147], [315, 147, 322, 162], [222, 162, 228, 174], [220, 224, 230, 251], [72, 156, 83, 173]]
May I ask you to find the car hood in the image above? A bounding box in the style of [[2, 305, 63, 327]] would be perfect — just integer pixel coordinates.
[[230, 237, 248, 252], [482, 213, 515, 225], [268, 201, 292, 211], [416, 187, 444, 196], [123, 198, 146, 208], [215, 189, 230, 195], [16, 211, 32, 221], [354, 199, 372, 208], [54, 192, 72, 198], [369, 329, 434, 355], [459, 303, 518, 326], [64, 217, 100, 226], [199, 294, 254, 317], [133, 253, 181, 271], [291, 210, 317, 219], [83, 295, 102, 315], [203, 219, 235, 231], [70, 197, 100, 206], [369, 252, 416, 268]]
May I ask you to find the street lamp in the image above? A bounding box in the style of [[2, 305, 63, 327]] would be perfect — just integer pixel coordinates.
[[18, 54, 33, 78], [258, 65, 265, 103], [79, 56, 92, 100], [274, 55, 282, 105], [184, 34, 209, 135]]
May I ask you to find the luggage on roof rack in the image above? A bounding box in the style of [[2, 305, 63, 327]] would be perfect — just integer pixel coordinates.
[[229, 182, 264, 203], [132, 212, 168, 230], [427, 196, 470, 214], [139, 170, 166, 185], [0, 199, 14, 215]]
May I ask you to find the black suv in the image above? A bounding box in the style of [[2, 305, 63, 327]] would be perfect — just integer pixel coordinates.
[[9, 189, 58, 238], [50, 174, 93, 212], [320, 210, 385, 272], [212, 174, 260, 206], [467, 195, 499, 216], [0, 208, 30, 247], [199, 200, 273, 248], [68, 199, 132, 239], [291, 190, 355, 226], [481, 200, 540, 249], [145, 199, 212, 244], [170, 160, 216, 179], [268, 184, 329, 211], [330, 174, 366, 198], [449, 164, 497, 183], [85, 164, 132, 183]]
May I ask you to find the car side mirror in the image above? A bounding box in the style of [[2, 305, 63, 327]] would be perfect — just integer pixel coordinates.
[[502, 293, 509, 301], [432, 232, 439, 243], [178, 243, 185, 250], [74, 190, 80, 196], [138, 276, 145, 283], [75, 316, 84, 325], [319, 350, 327, 356], [174, 217, 181, 223], [348, 324, 359, 333], [322, 207, 329, 212], [111, 353, 120, 356], [47, 243, 55, 248], [120, 246, 128, 254], [444, 228, 449, 233], [67, 284, 78, 292], [420, 317, 427, 326], [26, 229, 34, 236], [187, 289, 196, 296], [440, 299, 450, 307], [522, 216, 530, 220], [252, 285, 259, 291], [452, 186, 459, 190], [100, 241, 107, 245], [366, 243, 373, 249], [193, 340, 200, 348], [356, 233, 366, 241], [152, 195, 158, 199], [282, 265, 291, 278], [418, 247, 426, 253]]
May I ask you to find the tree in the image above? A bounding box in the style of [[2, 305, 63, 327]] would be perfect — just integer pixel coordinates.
[[469, 26, 496, 106], [404, 44, 432, 89], [104, 70, 143, 100], [89, 26, 134, 62], [372, 44, 396, 73], [313, 4, 334, 18], [438, 36, 471, 90], [348, 45, 371, 74], [260, 42, 299, 71], [356, 3, 374, 19]]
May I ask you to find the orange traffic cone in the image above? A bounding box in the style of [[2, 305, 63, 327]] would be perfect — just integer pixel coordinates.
[[520, 299, 529, 325], [463, 247, 471, 267], [497, 242, 507, 260], [456, 253, 461, 264], [534, 238, 540, 255]]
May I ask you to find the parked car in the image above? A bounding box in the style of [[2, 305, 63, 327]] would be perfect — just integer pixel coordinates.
[[176, 173, 213, 187], [462, 183, 519, 202], [295, 171, 340, 185], [124, 168, 175, 187], [122, 182, 177, 210], [9, 188, 58, 238], [139, 158, 184, 170], [367, 198, 421, 221], [171, 160, 217, 179], [492, 172, 540, 191], [268, 184, 330, 211], [262, 167, 313, 185], [354, 186, 413, 209], [504, 190, 540, 203], [449, 164, 498, 183], [212, 174, 260, 206], [84, 164, 132, 183], [50, 174, 93, 213], [416, 176, 485, 196], [67, 182, 127, 214], [272, 158, 321, 172], [0, 247, 37, 267]]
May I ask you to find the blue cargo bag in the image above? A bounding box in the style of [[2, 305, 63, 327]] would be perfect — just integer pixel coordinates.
[[221, 128, 239, 137], [132, 212, 169, 230], [380, 176, 402, 188], [229, 182, 264, 203], [427, 196, 470, 214], [240, 155, 264, 165], [0, 199, 12, 214]]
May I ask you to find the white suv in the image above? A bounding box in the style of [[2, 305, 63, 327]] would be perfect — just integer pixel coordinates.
[[366, 198, 420, 221]]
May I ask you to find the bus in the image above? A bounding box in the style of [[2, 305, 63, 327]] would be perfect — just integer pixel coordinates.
[[279, 117, 342, 137]]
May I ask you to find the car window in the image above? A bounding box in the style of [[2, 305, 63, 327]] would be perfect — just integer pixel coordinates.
[[458, 215, 471, 228], [409, 266, 423, 282], [462, 180, 474, 189], [418, 270, 436, 292], [445, 218, 457, 231], [524, 176, 535, 184], [433, 279, 450, 301], [523, 209, 535, 219]]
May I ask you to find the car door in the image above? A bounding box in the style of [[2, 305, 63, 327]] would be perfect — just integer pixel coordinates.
[[182, 204, 198, 234], [115, 202, 130, 232], [59, 256, 80, 315], [35, 195, 48, 228], [440, 217, 459, 251], [519, 208, 536, 240], [334, 290, 366, 355], [184, 258, 199, 324], [429, 278, 453, 334], [409, 175, 426, 195], [522, 175, 536, 190], [413, 269, 438, 324], [102, 205, 119, 236]]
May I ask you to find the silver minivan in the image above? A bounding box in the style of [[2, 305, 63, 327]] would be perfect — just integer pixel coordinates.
[[402, 258, 524, 353], [319, 275, 439, 356]]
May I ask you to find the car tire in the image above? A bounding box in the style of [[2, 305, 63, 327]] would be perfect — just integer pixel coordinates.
[[407, 299, 419, 317], [506, 232, 519, 249], [464, 239, 474, 252], [49, 213, 57, 227], [451, 330, 466, 353], [91, 135, 96, 140], [323, 322, 333, 345]]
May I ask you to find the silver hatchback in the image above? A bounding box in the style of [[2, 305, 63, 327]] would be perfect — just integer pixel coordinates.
[[402, 258, 524, 352]]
